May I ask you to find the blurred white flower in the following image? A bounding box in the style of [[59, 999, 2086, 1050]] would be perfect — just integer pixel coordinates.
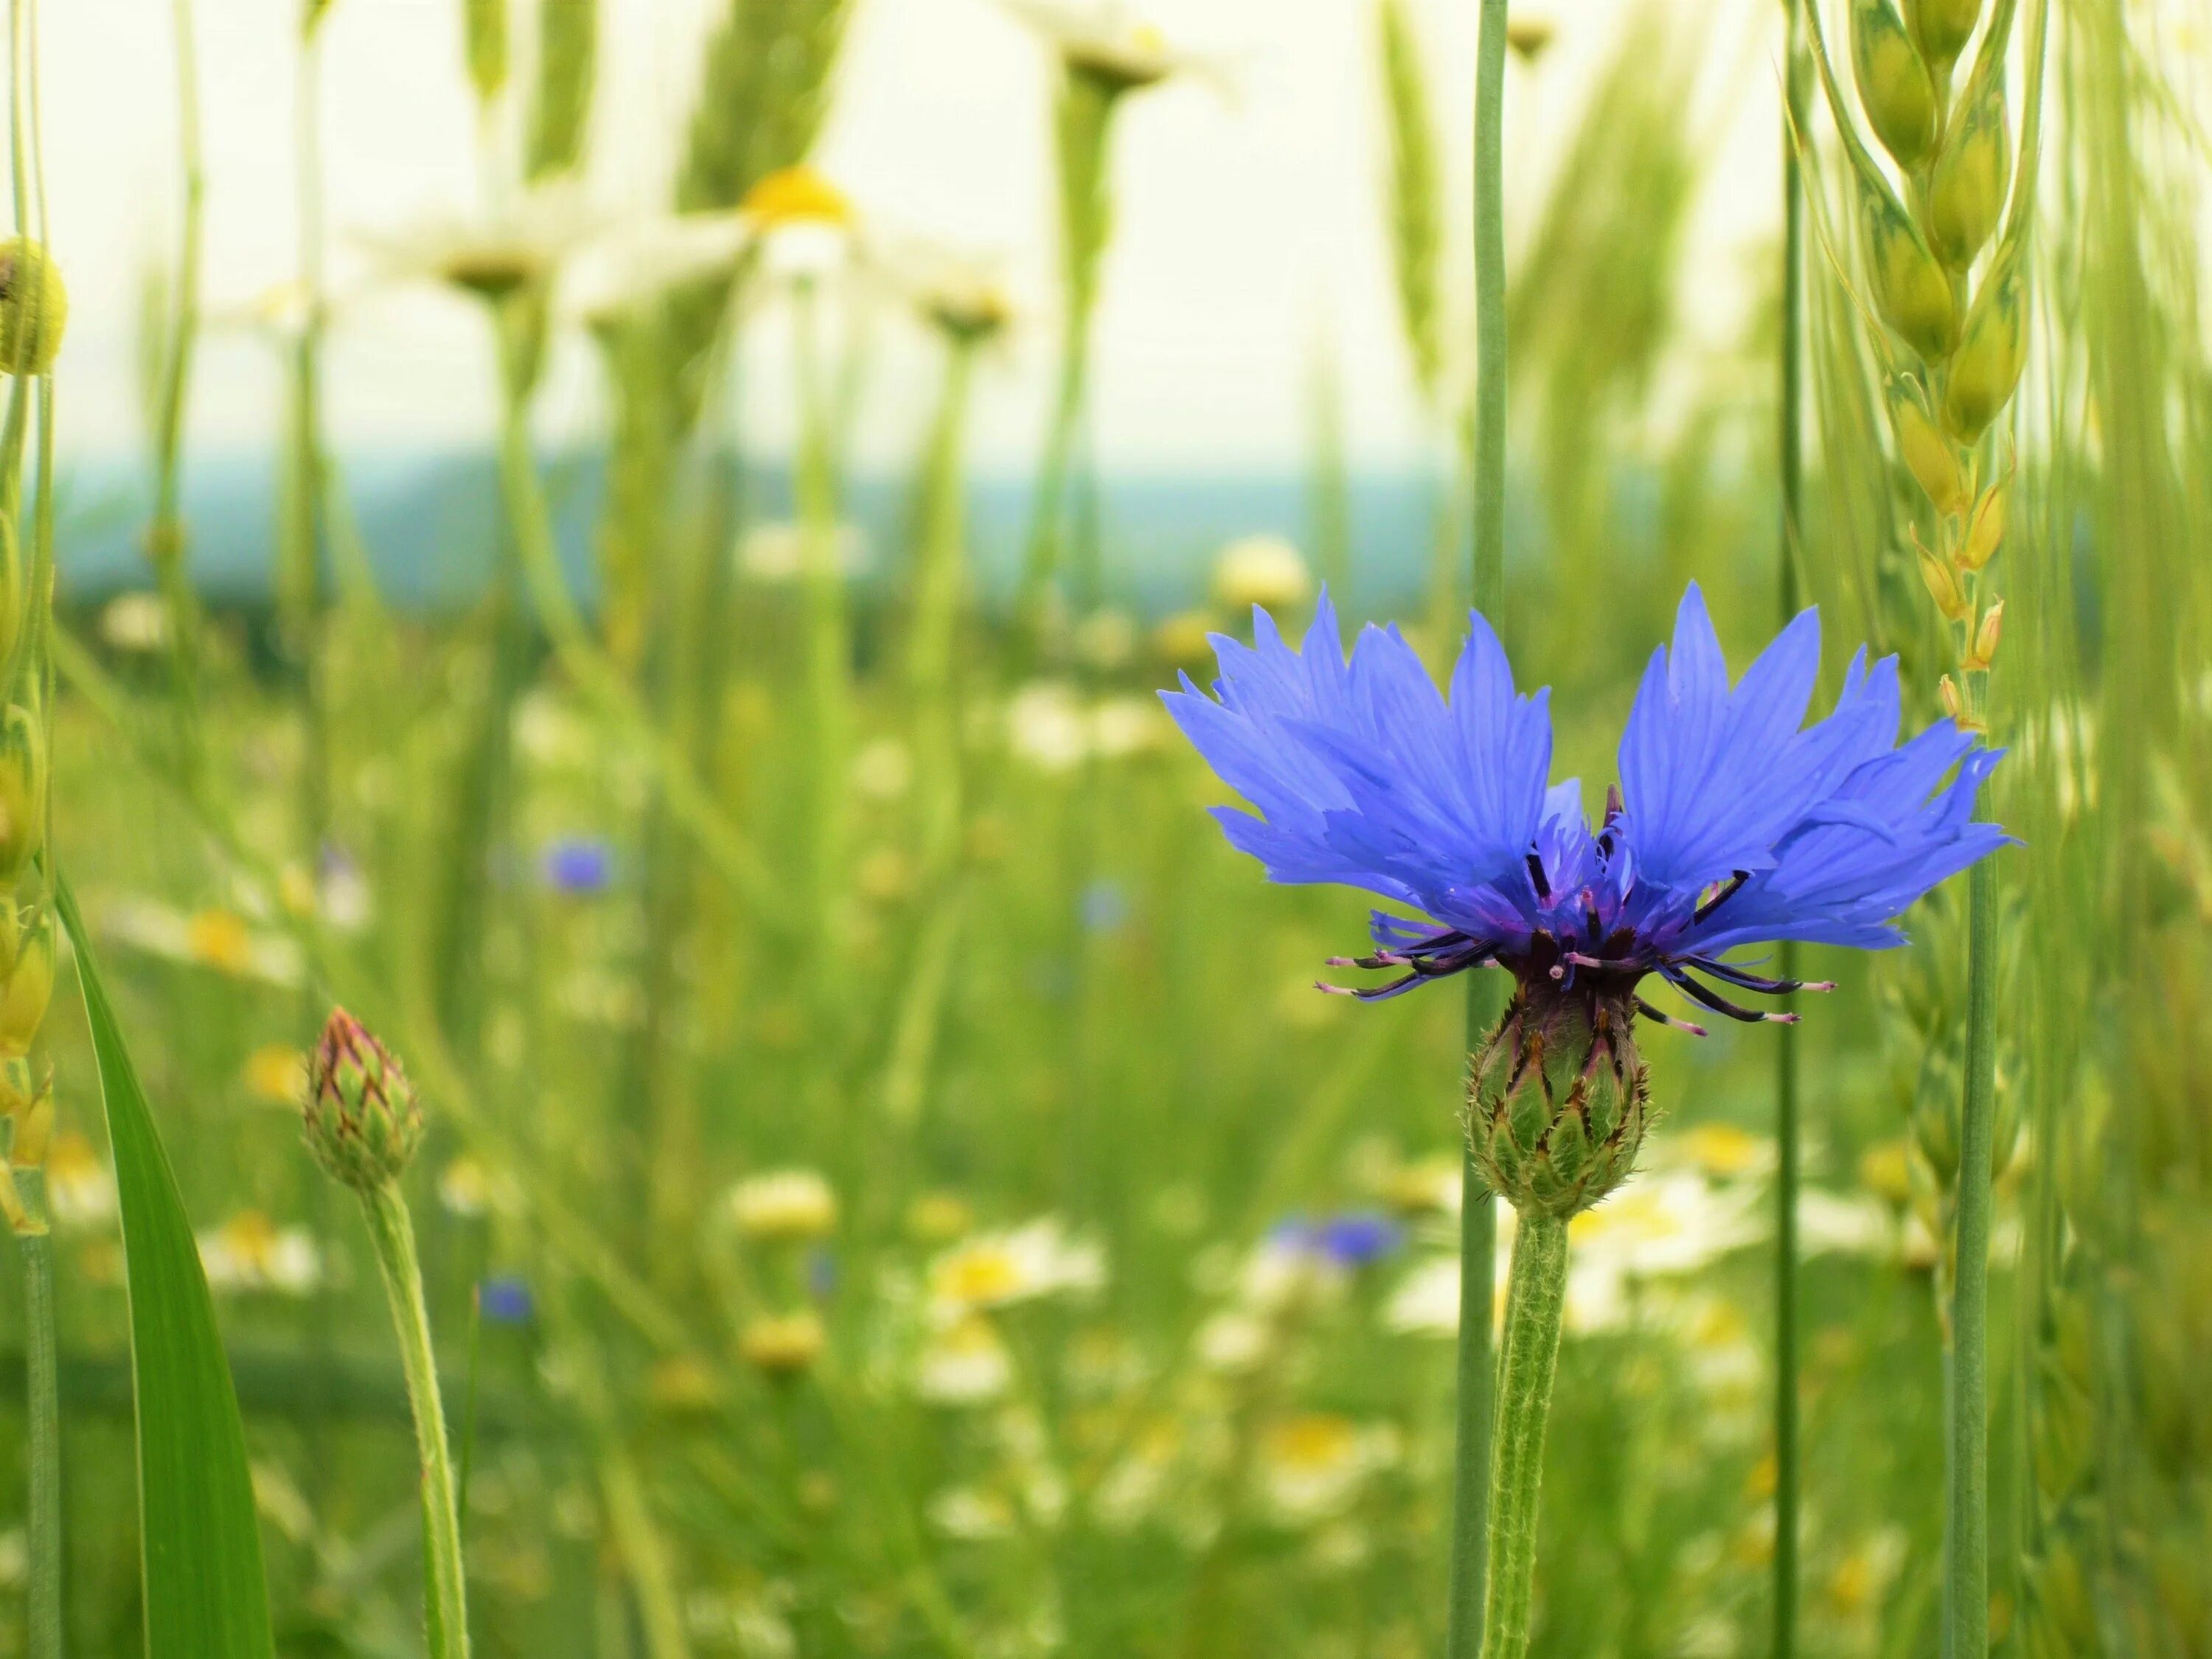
[[358, 184, 603, 300], [103, 898, 303, 987], [44, 1130, 116, 1229], [1194, 1309, 1272, 1373], [917, 1315, 1014, 1405], [929, 1217, 1105, 1318], [1004, 0, 1223, 92], [97, 591, 170, 653], [1255, 1414, 1396, 1524], [737, 520, 869, 584], [1211, 534, 1312, 612], [1006, 684, 1169, 773], [863, 231, 1015, 343], [928, 1484, 1018, 1540], [1564, 1172, 1762, 1332], [198, 1211, 324, 1295], [438, 1153, 521, 1219]]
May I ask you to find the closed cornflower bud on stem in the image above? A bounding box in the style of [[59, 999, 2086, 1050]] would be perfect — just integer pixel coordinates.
[[299, 1007, 469, 1658], [302, 1006, 423, 1194], [1469, 977, 1651, 1220]]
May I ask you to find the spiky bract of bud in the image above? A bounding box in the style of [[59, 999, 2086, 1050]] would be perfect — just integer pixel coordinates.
[[0, 239, 66, 376], [1467, 984, 1651, 1220], [303, 1007, 423, 1192], [1851, 0, 1938, 168]]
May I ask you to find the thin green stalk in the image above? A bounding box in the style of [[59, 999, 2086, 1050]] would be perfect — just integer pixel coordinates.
[[1481, 1210, 1569, 1659], [487, 333, 790, 933], [1014, 72, 1115, 647], [793, 274, 850, 990], [358, 1180, 470, 1659], [1449, 1, 1509, 1652], [145, 0, 205, 773], [1950, 843, 1999, 1659], [1773, 0, 1809, 1649], [13, 1166, 60, 1659]]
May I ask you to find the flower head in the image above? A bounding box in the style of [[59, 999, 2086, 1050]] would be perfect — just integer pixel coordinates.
[[302, 1007, 422, 1192], [1163, 584, 2006, 1029], [1005, 0, 1210, 94]]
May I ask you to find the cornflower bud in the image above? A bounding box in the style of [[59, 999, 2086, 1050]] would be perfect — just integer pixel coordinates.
[[1467, 983, 1651, 1220], [302, 1007, 423, 1193], [1927, 66, 2011, 268], [1851, 0, 1938, 168], [0, 906, 55, 1060], [1889, 382, 1969, 515], [0, 239, 67, 376], [1965, 599, 2005, 670], [1907, 0, 1982, 75], [1944, 245, 2029, 441], [1863, 187, 1958, 363], [0, 705, 46, 889], [1960, 484, 2007, 571], [1916, 531, 1972, 622]]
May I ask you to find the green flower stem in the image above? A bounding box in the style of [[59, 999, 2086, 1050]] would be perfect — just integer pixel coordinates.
[[1949, 842, 2000, 1659], [1773, 0, 1809, 1647], [793, 274, 851, 996], [487, 340, 791, 935], [13, 1169, 60, 1659], [1014, 72, 1116, 650], [907, 333, 977, 872], [1449, 0, 1509, 1653], [359, 1180, 470, 1659], [1481, 1210, 1569, 1659]]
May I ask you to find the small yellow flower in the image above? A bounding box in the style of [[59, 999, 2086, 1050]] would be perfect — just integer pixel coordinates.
[[1152, 609, 1217, 673], [740, 165, 853, 232], [917, 1314, 1012, 1404], [908, 1192, 974, 1242], [928, 1217, 1104, 1316], [1859, 1138, 1913, 1206], [647, 1354, 723, 1413], [198, 1210, 323, 1295], [186, 909, 255, 975], [44, 1130, 116, 1228], [738, 1312, 827, 1377], [1211, 535, 1312, 613], [1679, 1122, 1770, 1179], [243, 1043, 309, 1106], [727, 1169, 839, 1243], [1256, 1414, 1391, 1522]]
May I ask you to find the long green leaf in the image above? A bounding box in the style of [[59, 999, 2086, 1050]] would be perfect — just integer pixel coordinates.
[[55, 874, 276, 1658]]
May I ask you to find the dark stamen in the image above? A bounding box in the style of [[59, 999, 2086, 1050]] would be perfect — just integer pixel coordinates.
[[1526, 852, 1551, 902], [1685, 955, 1836, 996], [1691, 869, 1752, 925], [1664, 964, 1799, 1025], [1634, 995, 1707, 1037]]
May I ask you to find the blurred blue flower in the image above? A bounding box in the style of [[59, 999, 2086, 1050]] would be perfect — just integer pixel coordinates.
[[807, 1247, 839, 1299], [541, 836, 616, 895], [478, 1274, 535, 1325], [1079, 879, 1130, 934], [1314, 1211, 1404, 1268], [1163, 585, 2008, 1030]]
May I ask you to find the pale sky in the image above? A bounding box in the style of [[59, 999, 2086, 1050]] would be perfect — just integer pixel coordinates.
[[58, 0, 1781, 474]]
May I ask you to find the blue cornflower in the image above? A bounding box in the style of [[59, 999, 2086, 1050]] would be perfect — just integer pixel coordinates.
[[478, 1273, 535, 1326], [540, 836, 616, 896], [1267, 1211, 1407, 1270], [1162, 584, 2006, 1036]]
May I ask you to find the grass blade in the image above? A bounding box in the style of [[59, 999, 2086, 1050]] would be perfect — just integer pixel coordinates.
[[55, 872, 276, 1659]]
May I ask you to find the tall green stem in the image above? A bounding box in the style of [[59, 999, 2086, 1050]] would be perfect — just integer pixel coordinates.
[[359, 1181, 470, 1658], [145, 0, 204, 774], [13, 1168, 60, 1659], [1773, 0, 1809, 1649], [1448, 1, 1509, 1653], [793, 274, 849, 993], [1949, 832, 1999, 1659], [1481, 1211, 1568, 1659], [1014, 72, 1116, 649]]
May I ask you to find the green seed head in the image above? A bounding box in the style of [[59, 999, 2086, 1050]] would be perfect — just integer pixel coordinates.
[[1927, 71, 2012, 269], [1467, 984, 1652, 1220], [1861, 184, 1957, 363], [1944, 244, 2028, 441], [0, 905, 55, 1060], [1905, 0, 1981, 77], [303, 1006, 422, 1192], [0, 239, 67, 376], [1851, 0, 1938, 170]]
